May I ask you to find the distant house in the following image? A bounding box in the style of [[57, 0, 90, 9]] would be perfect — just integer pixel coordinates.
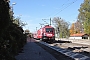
[[69, 33, 89, 39]]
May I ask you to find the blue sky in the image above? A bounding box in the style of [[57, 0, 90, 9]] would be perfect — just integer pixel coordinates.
[[10, 0, 84, 33]]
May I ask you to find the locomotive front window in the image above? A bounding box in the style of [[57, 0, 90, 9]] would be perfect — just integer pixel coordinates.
[[46, 28, 53, 32]]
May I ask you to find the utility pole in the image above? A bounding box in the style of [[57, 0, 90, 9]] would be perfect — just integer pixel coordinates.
[[50, 18, 51, 26], [36, 27, 37, 31]]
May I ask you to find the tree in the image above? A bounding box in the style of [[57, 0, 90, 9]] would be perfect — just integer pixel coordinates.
[[0, 0, 10, 33], [0, 0, 27, 60], [70, 20, 84, 35], [52, 17, 70, 38], [24, 29, 30, 35], [78, 0, 90, 36], [69, 23, 75, 35], [75, 20, 84, 33], [13, 17, 27, 27]]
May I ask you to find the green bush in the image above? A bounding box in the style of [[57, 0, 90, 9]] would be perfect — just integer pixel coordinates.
[[0, 0, 27, 60]]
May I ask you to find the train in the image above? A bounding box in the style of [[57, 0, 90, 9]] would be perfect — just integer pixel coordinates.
[[33, 25, 55, 43]]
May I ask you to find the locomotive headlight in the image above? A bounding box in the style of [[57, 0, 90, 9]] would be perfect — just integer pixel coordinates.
[[44, 33, 46, 36]]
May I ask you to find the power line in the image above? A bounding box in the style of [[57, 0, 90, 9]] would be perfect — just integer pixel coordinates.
[[46, 0, 77, 18], [53, 0, 78, 17], [42, 0, 71, 25], [47, 0, 70, 18], [41, 0, 78, 27]]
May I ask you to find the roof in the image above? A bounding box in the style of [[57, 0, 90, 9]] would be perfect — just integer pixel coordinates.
[[70, 33, 88, 37], [43, 25, 53, 28]]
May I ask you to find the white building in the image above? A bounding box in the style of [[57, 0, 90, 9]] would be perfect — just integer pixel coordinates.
[[69, 33, 89, 39]]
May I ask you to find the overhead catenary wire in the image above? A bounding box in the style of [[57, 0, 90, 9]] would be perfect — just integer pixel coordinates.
[[54, 0, 77, 17], [47, 0, 78, 18], [41, 0, 78, 26], [46, 0, 70, 18], [42, 0, 71, 25]]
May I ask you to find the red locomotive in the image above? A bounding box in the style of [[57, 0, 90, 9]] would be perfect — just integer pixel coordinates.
[[33, 25, 55, 43]]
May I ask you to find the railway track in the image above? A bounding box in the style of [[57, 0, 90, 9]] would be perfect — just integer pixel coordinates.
[[36, 40, 90, 60]]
